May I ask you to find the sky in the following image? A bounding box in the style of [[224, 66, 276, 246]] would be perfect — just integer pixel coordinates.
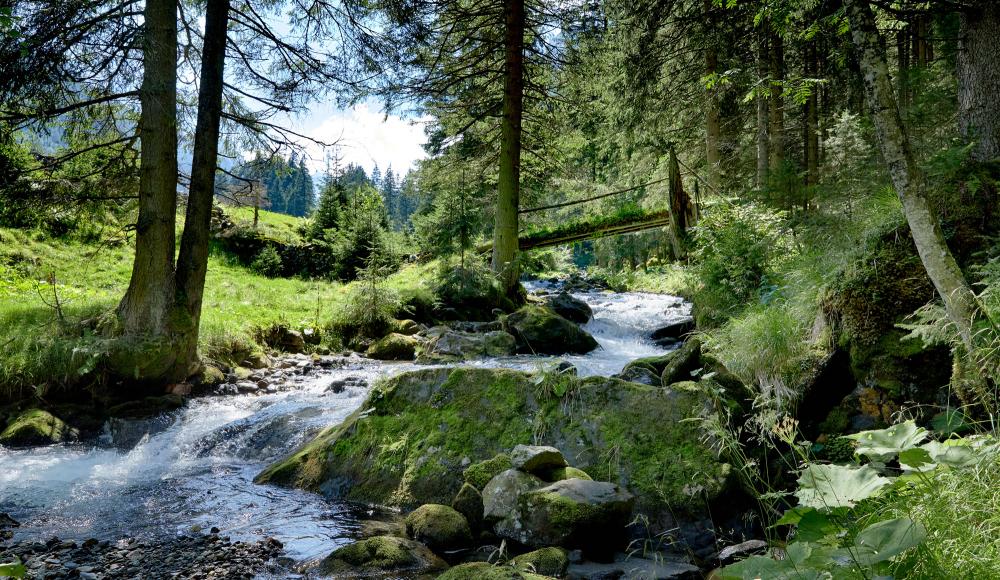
[[288, 101, 429, 178]]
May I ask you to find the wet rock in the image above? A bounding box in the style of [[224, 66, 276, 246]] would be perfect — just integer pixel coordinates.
[[717, 539, 768, 565], [367, 333, 420, 361], [510, 445, 567, 474], [499, 479, 634, 552], [660, 338, 702, 386], [451, 483, 485, 533], [260, 324, 306, 353], [394, 319, 423, 336], [547, 292, 593, 324], [359, 518, 406, 539], [318, 535, 447, 577], [243, 352, 271, 369], [107, 414, 177, 449], [194, 364, 226, 387], [504, 305, 598, 355], [614, 365, 660, 386], [418, 329, 517, 362], [650, 319, 695, 342], [554, 360, 578, 376], [404, 504, 473, 551], [449, 320, 505, 333], [483, 469, 545, 522], [511, 547, 570, 577]]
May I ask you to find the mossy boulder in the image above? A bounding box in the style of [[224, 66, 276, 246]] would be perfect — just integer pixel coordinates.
[[660, 338, 702, 386], [437, 562, 553, 580], [510, 547, 569, 577], [464, 453, 513, 490], [497, 479, 634, 551], [194, 364, 226, 387], [483, 469, 545, 522], [256, 367, 731, 523], [318, 535, 448, 577], [503, 306, 598, 355], [615, 365, 661, 386], [394, 319, 422, 336], [404, 504, 473, 551], [451, 483, 484, 533], [0, 409, 73, 447], [621, 353, 676, 377], [367, 333, 420, 361]]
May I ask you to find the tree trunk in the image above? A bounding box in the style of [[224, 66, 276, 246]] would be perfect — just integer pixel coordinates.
[[667, 146, 692, 261], [117, 0, 177, 347], [493, 0, 525, 298], [768, 30, 784, 174], [896, 19, 910, 119], [958, 2, 1000, 162], [756, 32, 769, 189], [703, 0, 721, 192], [804, 40, 819, 200], [174, 0, 230, 378], [847, 0, 986, 358]]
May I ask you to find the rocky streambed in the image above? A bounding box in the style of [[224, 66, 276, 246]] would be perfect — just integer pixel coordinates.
[[0, 283, 748, 578]]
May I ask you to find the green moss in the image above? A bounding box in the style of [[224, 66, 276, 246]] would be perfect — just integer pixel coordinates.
[[317, 535, 447, 576], [510, 547, 569, 577], [547, 466, 593, 482], [464, 453, 513, 490], [0, 408, 71, 446], [257, 368, 729, 517], [437, 562, 553, 580], [404, 504, 472, 551], [367, 333, 419, 361]]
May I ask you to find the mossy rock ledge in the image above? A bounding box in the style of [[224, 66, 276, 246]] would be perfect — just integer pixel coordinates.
[[255, 367, 731, 521]]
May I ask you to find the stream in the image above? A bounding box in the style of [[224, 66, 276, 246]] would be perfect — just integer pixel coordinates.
[[0, 287, 691, 572]]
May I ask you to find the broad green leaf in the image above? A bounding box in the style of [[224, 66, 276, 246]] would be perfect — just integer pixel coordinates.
[[931, 409, 969, 435], [795, 464, 891, 510], [849, 518, 927, 566], [0, 560, 26, 578], [898, 447, 933, 471], [775, 506, 814, 526], [795, 510, 839, 544], [920, 441, 978, 468], [718, 542, 839, 580], [845, 421, 928, 461]]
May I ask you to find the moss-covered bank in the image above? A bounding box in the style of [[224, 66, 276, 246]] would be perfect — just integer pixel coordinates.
[[255, 367, 731, 520]]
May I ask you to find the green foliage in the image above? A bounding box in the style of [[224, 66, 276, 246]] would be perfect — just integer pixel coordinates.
[[692, 202, 791, 325], [249, 246, 282, 278]]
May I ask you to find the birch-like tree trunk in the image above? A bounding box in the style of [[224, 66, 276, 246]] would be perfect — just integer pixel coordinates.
[[846, 0, 986, 356]]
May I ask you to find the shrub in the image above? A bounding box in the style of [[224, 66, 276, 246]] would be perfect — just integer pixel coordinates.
[[250, 245, 282, 277], [692, 201, 791, 325]]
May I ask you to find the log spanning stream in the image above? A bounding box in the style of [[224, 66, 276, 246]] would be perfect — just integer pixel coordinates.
[[0, 286, 691, 570]]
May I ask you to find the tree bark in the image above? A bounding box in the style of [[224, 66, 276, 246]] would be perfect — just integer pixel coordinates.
[[756, 32, 769, 189], [667, 146, 692, 261], [118, 0, 177, 339], [174, 0, 230, 378], [847, 0, 986, 357], [768, 30, 784, 174], [958, 2, 1000, 162], [804, 40, 819, 200], [493, 0, 525, 298], [704, 0, 721, 192]]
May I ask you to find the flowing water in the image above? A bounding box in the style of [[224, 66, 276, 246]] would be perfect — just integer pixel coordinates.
[[0, 288, 691, 568]]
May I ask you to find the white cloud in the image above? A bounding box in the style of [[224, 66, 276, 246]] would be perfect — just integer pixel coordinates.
[[298, 103, 429, 177]]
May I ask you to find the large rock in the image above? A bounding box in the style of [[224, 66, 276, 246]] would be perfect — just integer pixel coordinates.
[[260, 324, 306, 353], [437, 562, 553, 580], [614, 365, 661, 386], [510, 547, 569, 577], [418, 329, 517, 363], [256, 368, 730, 522], [547, 292, 593, 324], [464, 453, 513, 490], [650, 319, 695, 343], [317, 535, 447, 577], [504, 306, 598, 355], [510, 445, 567, 474], [497, 479, 634, 551], [660, 338, 702, 386], [566, 556, 700, 579], [451, 483, 485, 533], [483, 469, 545, 522], [367, 333, 420, 361], [404, 504, 473, 551], [0, 409, 72, 447]]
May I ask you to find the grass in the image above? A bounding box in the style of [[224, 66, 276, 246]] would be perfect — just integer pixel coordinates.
[[223, 204, 308, 243], [0, 209, 439, 394]]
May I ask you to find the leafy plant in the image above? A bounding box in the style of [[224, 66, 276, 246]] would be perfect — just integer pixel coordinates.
[[249, 245, 282, 278]]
